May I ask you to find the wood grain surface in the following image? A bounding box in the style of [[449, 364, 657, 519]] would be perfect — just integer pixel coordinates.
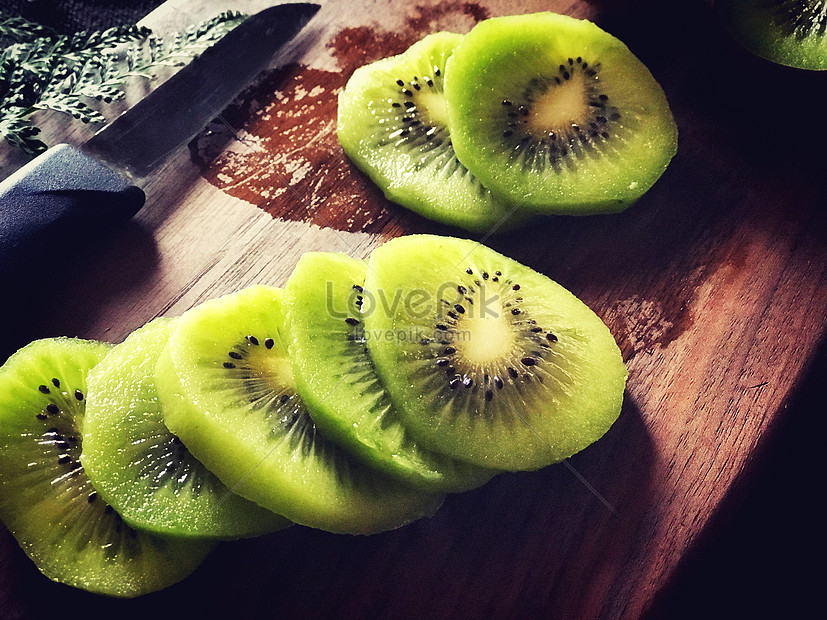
[[2, 0, 826, 617]]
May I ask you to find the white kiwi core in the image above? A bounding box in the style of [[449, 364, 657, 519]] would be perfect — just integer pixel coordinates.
[[249, 347, 295, 390], [416, 90, 449, 128], [525, 73, 590, 135], [457, 313, 516, 365]]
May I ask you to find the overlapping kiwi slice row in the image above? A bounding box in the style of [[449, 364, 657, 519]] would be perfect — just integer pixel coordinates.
[[0, 234, 625, 597], [337, 12, 678, 231]]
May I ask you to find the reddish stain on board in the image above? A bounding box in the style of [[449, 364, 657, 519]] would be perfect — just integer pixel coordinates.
[[191, 2, 490, 234]]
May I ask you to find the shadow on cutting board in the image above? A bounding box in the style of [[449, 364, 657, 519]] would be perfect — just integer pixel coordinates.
[[2, 220, 159, 361]]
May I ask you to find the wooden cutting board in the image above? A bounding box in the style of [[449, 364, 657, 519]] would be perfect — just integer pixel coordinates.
[[2, 0, 826, 617]]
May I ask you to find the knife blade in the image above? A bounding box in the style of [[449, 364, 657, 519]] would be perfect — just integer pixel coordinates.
[[0, 2, 319, 288]]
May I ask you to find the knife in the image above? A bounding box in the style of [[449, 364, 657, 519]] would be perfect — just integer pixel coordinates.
[[0, 3, 319, 290]]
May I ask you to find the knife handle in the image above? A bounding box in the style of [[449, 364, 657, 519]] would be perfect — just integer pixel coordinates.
[[0, 144, 145, 279]]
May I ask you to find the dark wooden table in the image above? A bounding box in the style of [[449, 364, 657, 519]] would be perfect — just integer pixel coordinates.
[[1, 0, 825, 617]]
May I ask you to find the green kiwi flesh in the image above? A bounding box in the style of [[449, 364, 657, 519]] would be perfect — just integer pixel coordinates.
[[0, 337, 213, 597], [82, 317, 290, 539], [284, 252, 498, 492], [337, 31, 521, 232], [718, 0, 827, 69], [445, 12, 678, 214], [363, 235, 627, 471], [155, 285, 444, 534]]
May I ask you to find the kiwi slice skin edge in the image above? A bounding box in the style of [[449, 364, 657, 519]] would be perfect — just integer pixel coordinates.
[[363, 235, 627, 471], [445, 12, 678, 215], [718, 0, 827, 70], [82, 317, 290, 540], [0, 337, 213, 598]]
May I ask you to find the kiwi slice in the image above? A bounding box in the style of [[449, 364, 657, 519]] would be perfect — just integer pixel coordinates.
[[363, 235, 627, 471], [155, 284, 444, 535], [718, 0, 827, 69], [82, 317, 290, 539], [337, 31, 520, 232], [0, 337, 213, 597], [444, 12, 678, 214], [284, 251, 497, 492]]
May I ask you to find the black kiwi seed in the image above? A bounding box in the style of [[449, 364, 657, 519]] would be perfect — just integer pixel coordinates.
[[345, 317, 360, 326], [51, 378, 60, 388], [223, 362, 236, 369], [247, 335, 259, 346], [74, 389, 84, 401], [229, 351, 242, 360], [265, 338, 274, 349], [38, 385, 50, 394]]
